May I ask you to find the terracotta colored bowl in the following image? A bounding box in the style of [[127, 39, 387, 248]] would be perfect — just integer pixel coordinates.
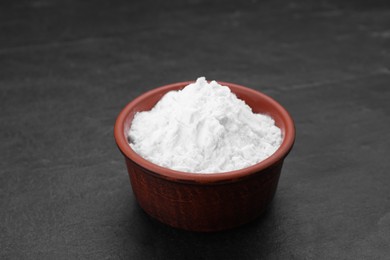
[[114, 81, 295, 232]]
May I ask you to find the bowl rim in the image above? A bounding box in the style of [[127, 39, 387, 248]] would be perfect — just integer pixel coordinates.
[[114, 80, 295, 184]]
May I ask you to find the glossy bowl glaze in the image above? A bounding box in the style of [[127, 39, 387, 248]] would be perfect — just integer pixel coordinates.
[[114, 81, 295, 232]]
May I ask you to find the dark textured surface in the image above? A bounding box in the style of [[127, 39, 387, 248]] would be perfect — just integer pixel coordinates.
[[1, 0, 390, 259]]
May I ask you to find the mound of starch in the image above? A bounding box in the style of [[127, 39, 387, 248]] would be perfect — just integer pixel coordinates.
[[128, 77, 282, 173]]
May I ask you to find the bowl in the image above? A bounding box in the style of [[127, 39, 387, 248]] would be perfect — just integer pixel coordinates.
[[114, 81, 295, 232]]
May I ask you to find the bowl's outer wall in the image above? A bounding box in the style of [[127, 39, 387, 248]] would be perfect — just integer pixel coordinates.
[[126, 158, 283, 232], [116, 81, 294, 231]]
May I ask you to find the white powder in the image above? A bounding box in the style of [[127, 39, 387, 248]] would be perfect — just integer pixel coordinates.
[[128, 77, 282, 173]]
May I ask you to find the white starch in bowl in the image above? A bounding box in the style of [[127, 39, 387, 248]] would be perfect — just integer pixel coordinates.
[[128, 77, 282, 173]]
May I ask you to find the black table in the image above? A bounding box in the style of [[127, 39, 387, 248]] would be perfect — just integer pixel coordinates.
[[1, 0, 389, 258]]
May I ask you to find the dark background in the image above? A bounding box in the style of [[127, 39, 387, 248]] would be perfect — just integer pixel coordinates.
[[1, 0, 390, 259]]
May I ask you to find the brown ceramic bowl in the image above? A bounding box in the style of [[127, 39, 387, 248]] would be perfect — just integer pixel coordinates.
[[114, 81, 295, 232]]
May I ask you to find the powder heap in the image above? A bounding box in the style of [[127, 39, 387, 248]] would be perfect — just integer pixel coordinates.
[[128, 77, 282, 173]]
